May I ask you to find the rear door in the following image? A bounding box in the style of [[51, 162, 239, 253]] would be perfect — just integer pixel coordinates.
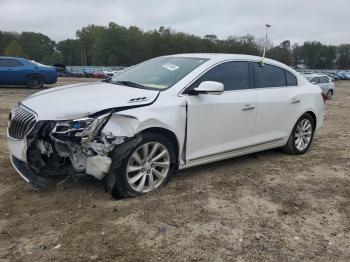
[[252, 62, 301, 144], [186, 61, 258, 162]]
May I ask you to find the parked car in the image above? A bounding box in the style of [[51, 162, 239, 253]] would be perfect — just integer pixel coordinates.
[[0, 56, 57, 88], [305, 74, 335, 99], [324, 72, 340, 81], [336, 71, 350, 80], [102, 68, 126, 77], [91, 72, 108, 79], [7, 54, 325, 198], [102, 68, 114, 77], [54, 64, 76, 78]]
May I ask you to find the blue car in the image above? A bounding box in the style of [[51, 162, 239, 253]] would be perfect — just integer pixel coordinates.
[[336, 71, 350, 80], [0, 56, 57, 88]]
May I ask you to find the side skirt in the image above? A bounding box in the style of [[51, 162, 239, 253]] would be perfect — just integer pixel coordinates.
[[179, 138, 284, 170]]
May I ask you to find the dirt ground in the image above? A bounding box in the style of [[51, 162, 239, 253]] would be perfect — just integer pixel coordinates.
[[0, 78, 349, 262]]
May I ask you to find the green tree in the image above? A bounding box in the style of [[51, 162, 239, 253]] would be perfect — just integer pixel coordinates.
[[57, 39, 80, 65], [267, 40, 292, 65], [336, 44, 350, 69], [0, 31, 19, 54], [298, 41, 336, 69], [4, 40, 26, 57], [18, 32, 58, 64]]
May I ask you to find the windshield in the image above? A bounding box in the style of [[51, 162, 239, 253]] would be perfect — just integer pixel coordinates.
[[110, 57, 208, 90]]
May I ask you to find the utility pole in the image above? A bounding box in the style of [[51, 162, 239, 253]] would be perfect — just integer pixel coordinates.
[[262, 24, 271, 61]]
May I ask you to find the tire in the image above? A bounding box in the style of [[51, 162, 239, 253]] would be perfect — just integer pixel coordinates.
[[110, 133, 176, 198], [282, 113, 315, 155], [326, 90, 333, 100], [26, 75, 44, 89]]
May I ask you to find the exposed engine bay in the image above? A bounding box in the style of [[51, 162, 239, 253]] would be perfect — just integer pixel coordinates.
[[26, 113, 126, 182]]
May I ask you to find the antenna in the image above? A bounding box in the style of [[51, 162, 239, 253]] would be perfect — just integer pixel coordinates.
[[262, 24, 272, 64]]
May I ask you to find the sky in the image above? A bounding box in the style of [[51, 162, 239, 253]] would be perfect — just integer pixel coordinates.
[[0, 0, 349, 45]]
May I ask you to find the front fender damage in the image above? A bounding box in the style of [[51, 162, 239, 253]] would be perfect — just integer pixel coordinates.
[[105, 134, 142, 194], [26, 112, 142, 187]]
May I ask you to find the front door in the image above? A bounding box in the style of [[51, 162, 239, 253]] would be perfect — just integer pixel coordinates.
[[185, 61, 257, 162]]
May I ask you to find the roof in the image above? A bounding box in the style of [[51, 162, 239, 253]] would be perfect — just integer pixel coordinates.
[[169, 53, 262, 60], [167, 53, 292, 70], [0, 56, 27, 61]]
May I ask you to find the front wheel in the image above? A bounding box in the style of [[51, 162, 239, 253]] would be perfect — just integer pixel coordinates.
[[110, 133, 176, 198], [326, 90, 333, 99], [282, 113, 315, 155], [26, 75, 44, 89]]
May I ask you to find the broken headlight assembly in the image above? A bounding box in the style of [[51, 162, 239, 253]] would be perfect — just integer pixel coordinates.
[[51, 113, 111, 143]]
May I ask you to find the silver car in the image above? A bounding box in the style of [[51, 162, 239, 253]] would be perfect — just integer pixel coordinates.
[[305, 74, 335, 99]]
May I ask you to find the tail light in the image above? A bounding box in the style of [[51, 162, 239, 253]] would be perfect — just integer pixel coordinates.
[[321, 92, 326, 103]]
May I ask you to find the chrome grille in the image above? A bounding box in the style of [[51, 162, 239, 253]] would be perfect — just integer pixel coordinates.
[[8, 106, 37, 140]]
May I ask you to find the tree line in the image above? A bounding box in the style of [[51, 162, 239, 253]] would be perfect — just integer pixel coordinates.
[[1, 22, 349, 69]]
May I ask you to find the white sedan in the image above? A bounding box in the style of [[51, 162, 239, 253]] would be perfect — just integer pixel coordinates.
[[7, 54, 325, 198]]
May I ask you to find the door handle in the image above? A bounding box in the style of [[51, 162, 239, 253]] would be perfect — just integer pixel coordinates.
[[291, 98, 301, 104], [242, 104, 255, 111]]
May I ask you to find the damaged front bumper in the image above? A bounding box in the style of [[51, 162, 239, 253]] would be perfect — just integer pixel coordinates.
[[7, 134, 28, 163], [10, 155, 49, 188], [7, 134, 48, 187], [7, 108, 129, 187]]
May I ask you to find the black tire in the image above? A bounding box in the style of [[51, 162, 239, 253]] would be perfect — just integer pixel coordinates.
[[326, 90, 333, 100], [282, 113, 315, 155], [109, 133, 176, 198], [26, 74, 44, 89]]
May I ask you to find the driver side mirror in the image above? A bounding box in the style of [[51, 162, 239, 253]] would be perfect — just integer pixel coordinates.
[[193, 81, 224, 95]]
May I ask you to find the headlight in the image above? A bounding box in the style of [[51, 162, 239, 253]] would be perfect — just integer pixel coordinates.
[[71, 117, 94, 130], [52, 113, 111, 143]]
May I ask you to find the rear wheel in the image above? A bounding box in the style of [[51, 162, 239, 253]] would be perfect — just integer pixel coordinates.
[[326, 90, 333, 99], [26, 75, 44, 89], [110, 133, 176, 198], [283, 113, 315, 155]]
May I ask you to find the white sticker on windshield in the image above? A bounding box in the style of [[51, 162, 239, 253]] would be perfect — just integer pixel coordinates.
[[162, 63, 180, 71]]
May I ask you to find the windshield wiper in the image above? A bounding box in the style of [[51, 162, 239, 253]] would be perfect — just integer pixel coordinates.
[[112, 81, 145, 89]]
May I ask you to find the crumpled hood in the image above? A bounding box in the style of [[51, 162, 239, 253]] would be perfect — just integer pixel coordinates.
[[21, 82, 159, 120]]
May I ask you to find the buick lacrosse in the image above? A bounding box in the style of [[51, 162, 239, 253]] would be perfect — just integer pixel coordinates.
[[7, 54, 325, 197]]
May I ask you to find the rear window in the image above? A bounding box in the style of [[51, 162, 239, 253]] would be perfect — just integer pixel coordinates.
[[285, 71, 298, 86], [253, 63, 286, 88]]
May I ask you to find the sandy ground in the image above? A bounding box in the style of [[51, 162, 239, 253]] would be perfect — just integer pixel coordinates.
[[0, 78, 349, 262]]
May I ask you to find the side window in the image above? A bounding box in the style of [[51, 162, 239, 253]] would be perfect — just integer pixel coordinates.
[[9, 59, 23, 67], [311, 77, 320, 84], [319, 77, 329, 83], [191, 61, 249, 91], [0, 59, 10, 67], [285, 70, 298, 86], [0, 59, 22, 67], [253, 63, 286, 88]]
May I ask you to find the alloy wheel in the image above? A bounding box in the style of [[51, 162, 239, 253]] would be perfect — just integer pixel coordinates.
[[294, 118, 313, 151], [126, 142, 170, 193], [28, 76, 43, 88], [326, 90, 333, 99]]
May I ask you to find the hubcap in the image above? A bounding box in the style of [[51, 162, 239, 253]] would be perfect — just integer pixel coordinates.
[[126, 142, 170, 193], [29, 77, 42, 88], [294, 119, 312, 151]]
